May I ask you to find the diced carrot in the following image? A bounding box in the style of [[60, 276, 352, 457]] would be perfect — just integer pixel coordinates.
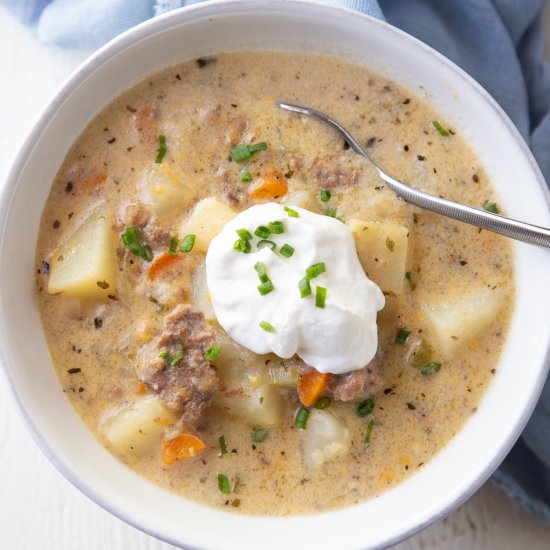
[[161, 434, 205, 465], [147, 252, 180, 280], [248, 171, 288, 200], [297, 370, 332, 407]]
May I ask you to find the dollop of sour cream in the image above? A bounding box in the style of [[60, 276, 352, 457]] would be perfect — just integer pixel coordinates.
[[205, 203, 385, 374]]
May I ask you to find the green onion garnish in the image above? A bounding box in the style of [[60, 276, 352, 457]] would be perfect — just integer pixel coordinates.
[[240, 170, 253, 182], [219, 435, 228, 455], [180, 234, 195, 253], [364, 419, 375, 444], [279, 244, 294, 258], [254, 225, 271, 239], [268, 220, 284, 234], [168, 237, 178, 255], [295, 407, 310, 429], [432, 121, 450, 137], [405, 271, 416, 290], [160, 339, 184, 366], [315, 286, 327, 308], [313, 396, 332, 410], [257, 280, 274, 295], [320, 188, 331, 202], [236, 228, 252, 241], [259, 320, 275, 333], [395, 328, 411, 345], [121, 227, 154, 262], [482, 201, 499, 214], [254, 262, 269, 283], [234, 239, 251, 253], [298, 277, 312, 298], [326, 208, 345, 223], [252, 428, 268, 443], [205, 345, 221, 361], [155, 135, 167, 163], [230, 141, 268, 163], [356, 398, 374, 417], [217, 473, 231, 494], [257, 239, 276, 250], [306, 262, 326, 280], [421, 362, 442, 376], [283, 206, 300, 218]]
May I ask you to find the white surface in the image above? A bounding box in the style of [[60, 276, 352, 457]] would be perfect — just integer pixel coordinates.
[[1, 4, 550, 549]]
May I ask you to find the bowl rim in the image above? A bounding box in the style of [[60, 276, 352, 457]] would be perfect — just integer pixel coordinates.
[[1, 1, 550, 549]]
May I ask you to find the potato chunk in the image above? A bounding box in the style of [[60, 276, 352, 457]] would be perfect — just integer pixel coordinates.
[[301, 409, 350, 469], [181, 197, 236, 253], [141, 163, 196, 216], [349, 219, 410, 294], [423, 288, 505, 357], [102, 396, 179, 456], [47, 214, 116, 300], [213, 340, 283, 425]]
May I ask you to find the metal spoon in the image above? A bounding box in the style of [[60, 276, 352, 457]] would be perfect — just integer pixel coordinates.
[[278, 102, 550, 249]]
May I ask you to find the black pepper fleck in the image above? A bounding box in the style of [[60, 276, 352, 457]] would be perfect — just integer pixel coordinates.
[[407, 403, 416, 410], [94, 317, 103, 329]]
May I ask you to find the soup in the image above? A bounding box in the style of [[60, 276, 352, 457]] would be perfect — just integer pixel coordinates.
[[35, 52, 513, 515]]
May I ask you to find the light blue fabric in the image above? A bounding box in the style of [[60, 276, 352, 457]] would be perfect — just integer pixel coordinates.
[[3, 0, 550, 522]]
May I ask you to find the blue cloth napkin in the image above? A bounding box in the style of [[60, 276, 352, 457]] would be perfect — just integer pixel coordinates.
[[4, 0, 550, 522]]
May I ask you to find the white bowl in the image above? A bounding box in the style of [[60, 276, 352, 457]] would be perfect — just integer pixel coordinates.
[[1, 1, 549, 549]]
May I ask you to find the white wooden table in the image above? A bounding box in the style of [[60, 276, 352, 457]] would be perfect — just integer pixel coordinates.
[[1, 5, 550, 549]]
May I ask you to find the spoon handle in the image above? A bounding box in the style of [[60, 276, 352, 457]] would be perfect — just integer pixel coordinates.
[[379, 170, 550, 248], [278, 102, 550, 249]]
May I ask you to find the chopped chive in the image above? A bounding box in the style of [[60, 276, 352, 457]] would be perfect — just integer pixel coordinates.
[[283, 206, 300, 218], [159, 351, 170, 361], [248, 142, 268, 154], [432, 120, 450, 137], [252, 427, 268, 443], [313, 396, 332, 410], [205, 345, 221, 361], [230, 141, 268, 163], [364, 419, 375, 444], [482, 201, 499, 214], [236, 228, 252, 241], [168, 237, 178, 255], [218, 435, 228, 455], [356, 398, 375, 417], [295, 407, 310, 429], [170, 339, 184, 366], [320, 188, 331, 202], [240, 170, 252, 182], [121, 227, 153, 262], [306, 262, 326, 280], [234, 239, 251, 253], [180, 234, 196, 253], [217, 473, 231, 494], [326, 208, 345, 223], [141, 244, 153, 262], [298, 277, 312, 298], [257, 280, 274, 295], [395, 328, 411, 345], [315, 286, 327, 308], [257, 239, 276, 250], [405, 271, 416, 290], [254, 262, 269, 283], [279, 244, 294, 258], [254, 225, 271, 239], [259, 320, 275, 333], [421, 362, 442, 376], [155, 135, 167, 163], [268, 220, 284, 234]]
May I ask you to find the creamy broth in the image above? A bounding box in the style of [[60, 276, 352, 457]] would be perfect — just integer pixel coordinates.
[[35, 52, 513, 515]]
